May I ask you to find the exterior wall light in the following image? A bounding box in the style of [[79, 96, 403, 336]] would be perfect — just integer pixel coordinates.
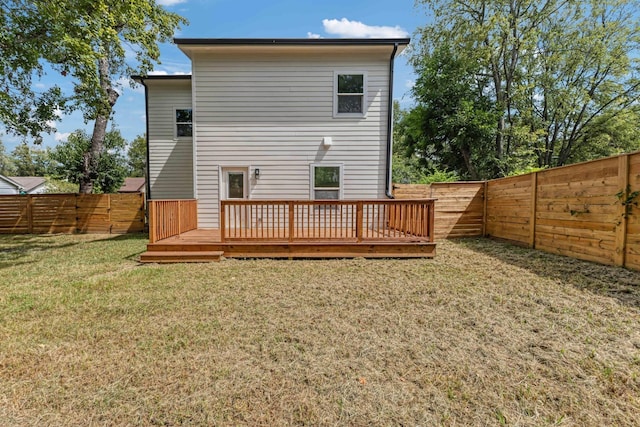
[[254, 168, 260, 179]]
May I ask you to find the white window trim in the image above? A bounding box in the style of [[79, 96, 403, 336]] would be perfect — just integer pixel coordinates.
[[174, 106, 193, 139], [333, 71, 367, 118], [218, 166, 250, 201], [310, 163, 344, 200]]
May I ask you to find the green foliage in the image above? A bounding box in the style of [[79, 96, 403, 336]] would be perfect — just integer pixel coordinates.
[[44, 177, 78, 193], [0, 140, 17, 175], [10, 143, 53, 176], [1, 0, 186, 192], [399, 45, 499, 179], [50, 129, 128, 193], [410, 0, 640, 177], [0, 1, 64, 141], [127, 135, 146, 178]]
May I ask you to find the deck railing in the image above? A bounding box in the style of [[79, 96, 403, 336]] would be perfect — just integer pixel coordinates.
[[220, 199, 435, 243], [148, 199, 198, 243]]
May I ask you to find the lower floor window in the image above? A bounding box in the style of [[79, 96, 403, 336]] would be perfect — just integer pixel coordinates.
[[312, 164, 342, 200]]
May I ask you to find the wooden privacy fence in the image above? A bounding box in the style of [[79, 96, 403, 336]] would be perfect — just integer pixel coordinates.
[[485, 152, 639, 270], [0, 193, 145, 234], [220, 199, 435, 243], [148, 199, 198, 243], [393, 182, 485, 239], [395, 151, 640, 270]]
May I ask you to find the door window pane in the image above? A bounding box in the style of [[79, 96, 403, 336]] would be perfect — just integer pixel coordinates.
[[227, 172, 244, 199]]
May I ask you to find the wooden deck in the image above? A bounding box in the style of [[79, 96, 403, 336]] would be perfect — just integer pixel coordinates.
[[141, 199, 437, 262]]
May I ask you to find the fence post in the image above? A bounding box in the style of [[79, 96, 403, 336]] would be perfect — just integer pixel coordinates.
[[26, 194, 33, 234], [482, 181, 488, 237], [107, 194, 112, 234], [615, 154, 630, 267], [529, 172, 538, 248]]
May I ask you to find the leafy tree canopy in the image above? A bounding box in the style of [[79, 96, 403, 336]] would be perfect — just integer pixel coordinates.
[[50, 129, 128, 193], [404, 0, 640, 178], [0, 0, 186, 192], [127, 134, 146, 178]]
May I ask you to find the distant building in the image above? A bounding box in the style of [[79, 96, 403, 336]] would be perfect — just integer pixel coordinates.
[[118, 177, 146, 193], [0, 175, 47, 195]]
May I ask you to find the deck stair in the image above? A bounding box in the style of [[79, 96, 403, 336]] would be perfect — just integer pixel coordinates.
[[139, 250, 224, 263]]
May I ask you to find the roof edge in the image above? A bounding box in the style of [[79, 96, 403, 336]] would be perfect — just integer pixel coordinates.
[[173, 38, 410, 46], [131, 75, 192, 82]]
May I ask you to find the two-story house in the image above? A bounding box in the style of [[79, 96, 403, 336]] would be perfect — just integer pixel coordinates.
[[136, 38, 436, 261]]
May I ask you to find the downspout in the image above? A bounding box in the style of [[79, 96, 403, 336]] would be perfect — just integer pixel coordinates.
[[136, 77, 152, 199], [385, 43, 399, 199]]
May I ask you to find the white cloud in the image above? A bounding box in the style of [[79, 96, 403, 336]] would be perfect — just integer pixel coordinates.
[[307, 32, 321, 39], [54, 132, 71, 142], [322, 18, 409, 38], [156, 0, 187, 6], [147, 70, 192, 76], [405, 80, 415, 89]]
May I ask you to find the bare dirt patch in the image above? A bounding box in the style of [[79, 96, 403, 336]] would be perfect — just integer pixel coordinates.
[[1, 234, 639, 425]]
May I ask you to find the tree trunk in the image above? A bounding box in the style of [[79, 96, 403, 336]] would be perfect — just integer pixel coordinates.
[[79, 115, 108, 193], [460, 146, 480, 180], [79, 55, 119, 193]]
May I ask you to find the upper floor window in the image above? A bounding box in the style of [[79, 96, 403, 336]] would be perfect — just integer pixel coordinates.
[[175, 108, 192, 137], [334, 72, 366, 117]]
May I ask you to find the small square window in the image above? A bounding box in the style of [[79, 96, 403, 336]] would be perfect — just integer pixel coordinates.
[[335, 73, 366, 116], [175, 108, 192, 137], [312, 165, 342, 200]]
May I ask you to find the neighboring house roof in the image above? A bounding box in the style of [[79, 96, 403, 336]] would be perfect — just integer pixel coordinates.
[[119, 177, 146, 193], [0, 174, 23, 189], [9, 176, 46, 193]]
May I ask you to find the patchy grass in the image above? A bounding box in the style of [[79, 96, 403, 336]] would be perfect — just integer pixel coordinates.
[[1, 234, 639, 426]]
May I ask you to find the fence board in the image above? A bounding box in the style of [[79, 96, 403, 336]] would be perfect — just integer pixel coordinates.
[[0, 193, 145, 235]]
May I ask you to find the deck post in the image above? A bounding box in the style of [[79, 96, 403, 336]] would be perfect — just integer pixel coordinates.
[[177, 200, 182, 235], [356, 201, 363, 243], [148, 201, 156, 244], [428, 201, 435, 242], [219, 201, 226, 243], [288, 201, 294, 242]]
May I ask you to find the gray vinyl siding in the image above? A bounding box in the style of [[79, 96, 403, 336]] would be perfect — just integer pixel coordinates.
[[0, 177, 18, 194], [193, 51, 390, 228], [146, 79, 194, 199]]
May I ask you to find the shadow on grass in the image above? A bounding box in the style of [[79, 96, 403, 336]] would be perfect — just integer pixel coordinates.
[[453, 238, 640, 310], [0, 233, 149, 268]]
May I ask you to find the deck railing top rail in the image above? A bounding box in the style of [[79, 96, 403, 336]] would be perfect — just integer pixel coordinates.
[[220, 199, 435, 243]]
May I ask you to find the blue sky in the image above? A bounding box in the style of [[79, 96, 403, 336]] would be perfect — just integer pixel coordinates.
[[2, 0, 430, 152]]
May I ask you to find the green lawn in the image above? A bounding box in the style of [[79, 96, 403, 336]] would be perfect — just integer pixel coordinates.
[[1, 234, 639, 426]]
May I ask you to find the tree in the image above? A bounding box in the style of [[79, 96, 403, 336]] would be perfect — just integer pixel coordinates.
[[0, 1, 186, 192], [127, 134, 146, 178], [413, 0, 640, 175], [403, 44, 500, 179], [0, 1, 63, 141], [0, 139, 16, 175], [10, 143, 52, 176], [50, 129, 128, 193]]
